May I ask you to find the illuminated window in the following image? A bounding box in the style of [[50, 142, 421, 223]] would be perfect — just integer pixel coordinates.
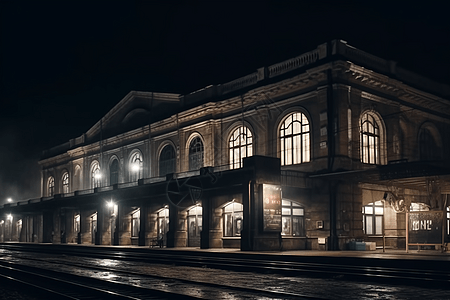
[[159, 145, 176, 176], [16, 219, 22, 240], [229, 126, 253, 169], [189, 136, 204, 171], [447, 207, 449, 236], [91, 161, 101, 188], [131, 209, 140, 238], [129, 151, 143, 182], [281, 200, 305, 237], [223, 202, 243, 237], [188, 206, 202, 239], [360, 112, 381, 164], [110, 159, 119, 185], [48, 176, 55, 196], [91, 213, 97, 244], [362, 201, 384, 235], [280, 112, 310, 165], [62, 172, 69, 194], [74, 214, 80, 234], [158, 208, 169, 241]]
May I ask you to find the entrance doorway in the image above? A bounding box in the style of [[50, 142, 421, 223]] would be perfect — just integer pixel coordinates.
[[187, 205, 202, 247]]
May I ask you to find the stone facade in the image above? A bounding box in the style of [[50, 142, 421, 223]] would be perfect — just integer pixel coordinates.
[[1, 40, 450, 251]]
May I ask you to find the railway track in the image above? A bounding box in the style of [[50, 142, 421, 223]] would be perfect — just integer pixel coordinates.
[[0, 256, 322, 299], [1, 243, 449, 294]]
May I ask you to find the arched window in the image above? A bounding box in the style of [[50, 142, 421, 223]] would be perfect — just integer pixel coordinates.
[[223, 202, 243, 237], [91, 161, 101, 188], [419, 126, 441, 161], [110, 159, 119, 185], [229, 126, 253, 169], [62, 172, 69, 194], [159, 145, 176, 176], [131, 209, 140, 238], [129, 151, 143, 182], [360, 112, 381, 164], [189, 136, 204, 171], [281, 200, 305, 236], [47, 176, 55, 196], [280, 112, 310, 165], [362, 201, 384, 235], [73, 165, 82, 191]]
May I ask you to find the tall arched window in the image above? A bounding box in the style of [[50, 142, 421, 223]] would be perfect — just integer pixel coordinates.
[[129, 151, 143, 182], [110, 159, 119, 185], [419, 126, 441, 161], [47, 176, 55, 196], [229, 126, 253, 169], [223, 202, 243, 237], [62, 172, 69, 194], [280, 112, 310, 165], [73, 165, 82, 191], [360, 112, 381, 164], [91, 161, 101, 188], [189, 136, 204, 171], [159, 144, 176, 176]]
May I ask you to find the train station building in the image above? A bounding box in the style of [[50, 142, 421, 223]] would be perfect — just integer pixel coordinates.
[[1, 40, 449, 251]]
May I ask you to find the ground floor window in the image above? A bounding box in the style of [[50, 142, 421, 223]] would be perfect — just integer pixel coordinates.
[[281, 199, 305, 236], [131, 209, 140, 238], [158, 208, 169, 240], [447, 206, 449, 236], [363, 201, 383, 235], [188, 205, 202, 238], [224, 202, 243, 237], [74, 214, 80, 234]]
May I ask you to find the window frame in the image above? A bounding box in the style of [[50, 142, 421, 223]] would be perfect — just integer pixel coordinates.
[[229, 126, 253, 170], [188, 136, 204, 171], [159, 144, 176, 176], [47, 176, 55, 196], [281, 199, 305, 237], [279, 112, 311, 166], [362, 201, 384, 235], [360, 112, 381, 165], [223, 202, 243, 237], [62, 172, 69, 194]]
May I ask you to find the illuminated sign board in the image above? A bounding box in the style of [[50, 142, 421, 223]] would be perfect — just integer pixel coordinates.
[[408, 211, 443, 244], [262, 184, 282, 232]]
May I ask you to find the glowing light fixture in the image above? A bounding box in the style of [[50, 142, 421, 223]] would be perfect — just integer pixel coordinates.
[[7, 214, 13, 221], [107, 200, 114, 208], [7, 198, 12, 202], [131, 162, 140, 172], [95, 172, 102, 179]]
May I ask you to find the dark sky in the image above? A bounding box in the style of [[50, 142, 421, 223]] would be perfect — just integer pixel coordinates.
[[1, 1, 449, 203]]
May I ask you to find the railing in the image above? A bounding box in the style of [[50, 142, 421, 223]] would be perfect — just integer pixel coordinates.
[[76, 189, 94, 195], [118, 182, 139, 189], [268, 45, 325, 78], [142, 177, 166, 185], [221, 72, 259, 95], [175, 170, 200, 179]]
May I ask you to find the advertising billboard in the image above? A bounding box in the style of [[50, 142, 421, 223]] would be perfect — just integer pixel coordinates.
[[263, 184, 282, 232]]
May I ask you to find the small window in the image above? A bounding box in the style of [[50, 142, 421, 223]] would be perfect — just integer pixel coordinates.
[[131, 209, 140, 238], [189, 136, 204, 171], [91, 161, 101, 188], [62, 172, 69, 194], [48, 176, 55, 196], [159, 145, 176, 176], [223, 202, 243, 237], [110, 159, 119, 185], [158, 208, 170, 240], [362, 201, 384, 235], [360, 112, 381, 165], [447, 207, 450, 236], [281, 199, 305, 236], [129, 151, 143, 182], [74, 214, 80, 234]]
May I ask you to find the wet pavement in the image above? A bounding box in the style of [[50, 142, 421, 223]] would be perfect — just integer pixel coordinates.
[[1, 244, 450, 299]]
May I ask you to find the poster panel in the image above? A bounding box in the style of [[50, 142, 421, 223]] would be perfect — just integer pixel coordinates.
[[408, 211, 443, 244], [263, 184, 282, 232]]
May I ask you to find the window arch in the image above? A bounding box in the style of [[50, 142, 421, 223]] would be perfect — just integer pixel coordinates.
[[62, 172, 69, 194], [281, 199, 305, 236], [91, 161, 101, 188], [360, 111, 384, 165], [47, 176, 55, 196], [159, 144, 176, 176], [129, 151, 143, 182], [223, 202, 243, 237], [110, 159, 119, 185], [418, 124, 442, 161], [279, 112, 310, 165], [229, 126, 253, 169], [189, 136, 204, 171]]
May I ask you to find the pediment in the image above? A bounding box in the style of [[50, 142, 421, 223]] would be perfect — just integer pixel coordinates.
[[85, 91, 180, 141]]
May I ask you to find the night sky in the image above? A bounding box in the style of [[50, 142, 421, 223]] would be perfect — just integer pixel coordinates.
[[1, 1, 449, 203]]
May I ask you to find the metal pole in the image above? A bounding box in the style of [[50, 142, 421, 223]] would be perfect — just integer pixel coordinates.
[[406, 212, 409, 253]]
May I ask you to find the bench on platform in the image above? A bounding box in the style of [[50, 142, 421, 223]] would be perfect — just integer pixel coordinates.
[[149, 237, 164, 248]]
